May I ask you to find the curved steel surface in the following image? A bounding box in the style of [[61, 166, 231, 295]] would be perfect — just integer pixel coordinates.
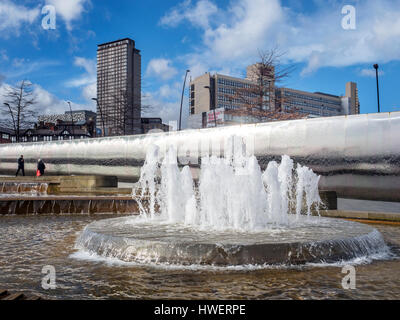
[[1, 112, 399, 201]]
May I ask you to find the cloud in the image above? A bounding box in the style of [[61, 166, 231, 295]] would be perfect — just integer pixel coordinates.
[[146, 58, 178, 80], [0, 81, 94, 122], [65, 57, 97, 104], [160, 0, 218, 29], [0, 0, 40, 36], [161, 0, 400, 76], [3, 58, 60, 80], [46, 0, 90, 30], [82, 82, 96, 101], [359, 68, 385, 77], [66, 57, 96, 87], [142, 91, 185, 127], [0, 50, 8, 62]]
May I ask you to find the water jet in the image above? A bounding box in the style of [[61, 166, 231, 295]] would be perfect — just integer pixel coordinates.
[[75, 137, 390, 267]]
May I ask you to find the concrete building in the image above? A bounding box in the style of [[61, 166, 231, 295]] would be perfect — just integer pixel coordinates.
[[97, 38, 141, 136], [346, 82, 361, 115], [188, 65, 360, 128], [275, 83, 360, 118], [141, 118, 171, 134], [276, 89, 344, 118], [189, 64, 275, 116]]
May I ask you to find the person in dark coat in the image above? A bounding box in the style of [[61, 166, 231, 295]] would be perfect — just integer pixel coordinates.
[[37, 159, 46, 176], [16, 155, 25, 176]]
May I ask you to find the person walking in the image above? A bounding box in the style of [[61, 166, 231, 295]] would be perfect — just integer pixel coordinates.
[[16, 155, 25, 177], [37, 159, 46, 177]]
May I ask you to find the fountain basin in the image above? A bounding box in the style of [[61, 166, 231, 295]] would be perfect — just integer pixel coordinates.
[[75, 216, 388, 266]]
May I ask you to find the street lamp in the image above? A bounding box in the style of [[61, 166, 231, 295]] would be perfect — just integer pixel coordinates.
[[4, 102, 17, 142], [204, 85, 217, 128], [92, 98, 106, 137], [373, 64, 381, 113], [66, 101, 75, 137], [179, 69, 190, 131]]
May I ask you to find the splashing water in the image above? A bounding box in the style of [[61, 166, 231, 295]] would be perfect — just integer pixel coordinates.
[[133, 137, 321, 232]]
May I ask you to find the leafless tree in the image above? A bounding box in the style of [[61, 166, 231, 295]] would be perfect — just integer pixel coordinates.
[[227, 48, 305, 122], [105, 89, 153, 136], [0, 80, 37, 142]]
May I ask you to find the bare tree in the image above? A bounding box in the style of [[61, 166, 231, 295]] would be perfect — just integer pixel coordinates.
[[0, 80, 37, 142], [227, 48, 305, 122], [105, 89, 153, 136]]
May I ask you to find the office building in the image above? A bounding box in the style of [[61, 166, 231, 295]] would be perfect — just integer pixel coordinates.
[[346, 82, 361, 115], [97, 38, 141, 136], [189, 64, 275, 116], [188, 65, 360, 128]]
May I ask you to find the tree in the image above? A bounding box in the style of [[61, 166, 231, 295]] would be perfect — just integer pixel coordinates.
[[0, 80, 38, 142], [228, 48, 306, 122], [105, 89, 153, 136]]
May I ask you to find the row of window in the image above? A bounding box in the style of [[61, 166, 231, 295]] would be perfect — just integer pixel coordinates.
[[217, 78, 252, 89], [285, 100, 341, 113], [282, 91, 342, 106], [217, 95, 243, 104]]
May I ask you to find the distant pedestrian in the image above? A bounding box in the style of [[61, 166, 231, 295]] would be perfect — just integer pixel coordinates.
[[37, 159, 46, 176], [16, 155, 25, 176]]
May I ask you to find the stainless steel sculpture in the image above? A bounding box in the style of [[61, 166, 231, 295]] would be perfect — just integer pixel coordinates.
[[1, 112, 399, 202]]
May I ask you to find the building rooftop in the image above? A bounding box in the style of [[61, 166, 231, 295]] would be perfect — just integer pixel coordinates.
[[98, 38, 135, 47], [314, 92, 340, 98], [0, 127, 14, 134]]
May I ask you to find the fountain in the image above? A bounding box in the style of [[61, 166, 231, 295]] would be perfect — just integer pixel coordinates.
[[75, 136, 389, 267]]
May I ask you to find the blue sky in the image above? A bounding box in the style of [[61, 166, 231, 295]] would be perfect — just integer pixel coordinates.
[[0, 0, 399, 127]]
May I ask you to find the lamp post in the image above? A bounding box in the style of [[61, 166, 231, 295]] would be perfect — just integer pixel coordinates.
[[179, 69, 190, 131], [204, 85, 217, 128], [66, 101, 75, 137], [373, 64, 381, 113], [92, 98, 106, 137]]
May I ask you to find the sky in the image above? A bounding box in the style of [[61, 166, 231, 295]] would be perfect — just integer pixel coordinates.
[[0, 0, 399, 128]]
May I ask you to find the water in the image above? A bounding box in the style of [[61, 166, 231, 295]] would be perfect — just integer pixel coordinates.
[[74, 137, 388, 267], [75, 216, 389, 266], [133, 136, 322, 231], [0, 182, 48, 196], [0, 215, 399, 299]]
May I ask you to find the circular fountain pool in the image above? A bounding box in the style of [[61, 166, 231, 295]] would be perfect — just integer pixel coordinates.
[[75, 216, 388, 266]]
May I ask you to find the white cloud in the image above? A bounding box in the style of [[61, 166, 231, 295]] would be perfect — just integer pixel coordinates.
[[46, 0, 90, 30], [3, 59, 60, 80], [65, 57, 96, 104], [146, 58, 178, 80], [360, 68, 385, 77], [160, 0, 218, 29], [0, 81, 94, 122], [82, 82, 97, 101], [0, 0, 40, 36], [0, 50, 8, 61], [142, 91, 185, 127], [161, 0, 400, 76]]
